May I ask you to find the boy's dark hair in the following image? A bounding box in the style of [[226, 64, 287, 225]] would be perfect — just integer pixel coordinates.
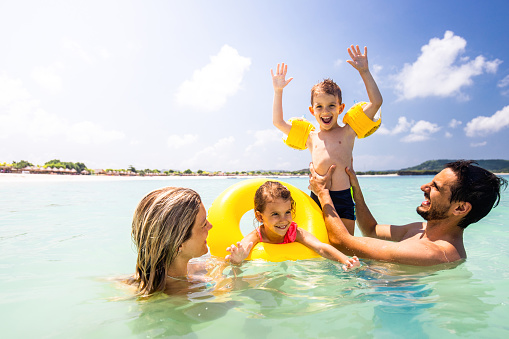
[[311, 78, 342, 105], [445, 160, 507, 228]]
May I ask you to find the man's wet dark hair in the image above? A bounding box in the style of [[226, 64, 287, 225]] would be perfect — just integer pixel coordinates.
[[445, 160, 507, 228]]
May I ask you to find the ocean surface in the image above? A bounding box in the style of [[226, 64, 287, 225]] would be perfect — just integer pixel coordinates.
[[1, 174, 508, 338]]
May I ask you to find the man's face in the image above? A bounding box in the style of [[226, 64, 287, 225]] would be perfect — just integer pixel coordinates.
[[416, 168, 458, 221]]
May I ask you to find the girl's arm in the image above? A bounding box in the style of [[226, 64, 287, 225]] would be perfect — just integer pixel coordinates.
[[296, 228, 360, 271], [225, 230, 259, 265]]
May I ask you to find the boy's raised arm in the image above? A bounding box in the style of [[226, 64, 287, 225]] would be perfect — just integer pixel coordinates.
[[347, 45, 383, 120], [271, 63, 293, 135]]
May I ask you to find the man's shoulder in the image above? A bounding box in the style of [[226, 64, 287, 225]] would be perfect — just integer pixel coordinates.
[[396, 222, 426, 241]]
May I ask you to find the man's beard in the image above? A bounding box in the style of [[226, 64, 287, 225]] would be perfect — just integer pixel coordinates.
[[416, 204, 449, 221]]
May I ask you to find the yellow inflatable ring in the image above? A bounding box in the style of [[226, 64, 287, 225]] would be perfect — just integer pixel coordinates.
[[207, 178, 330, 262]]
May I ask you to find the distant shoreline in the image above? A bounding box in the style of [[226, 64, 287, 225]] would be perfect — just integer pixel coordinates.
[[0, 172, 400, 183], [1, 172, 506, 183]]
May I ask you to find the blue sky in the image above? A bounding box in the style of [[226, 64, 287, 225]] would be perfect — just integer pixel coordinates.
[[1, 0, 508, 171]]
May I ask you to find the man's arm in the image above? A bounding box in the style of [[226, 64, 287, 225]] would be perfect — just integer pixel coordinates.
[[309, 163, 447, 266], [345, 165, 415, 242], [271, 63, 293, 135], [346, 45, 382, 120]]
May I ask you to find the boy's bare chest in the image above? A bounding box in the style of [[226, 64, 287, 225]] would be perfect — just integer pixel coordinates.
[[309, 129, 354, 158]]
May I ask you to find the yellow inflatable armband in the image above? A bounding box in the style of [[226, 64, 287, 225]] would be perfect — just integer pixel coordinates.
[[283, 118, 315, 150], [207, 178, 329, 262], [343, 102, 381, 138]]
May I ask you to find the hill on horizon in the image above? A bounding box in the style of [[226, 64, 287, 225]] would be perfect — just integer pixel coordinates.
[[401, 159, 509, 173], [293, 159, 509, 175]]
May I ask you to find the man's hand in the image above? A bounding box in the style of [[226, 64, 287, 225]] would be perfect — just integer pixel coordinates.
[[308, 162, 335, 196], [345, 160, 360, 191]]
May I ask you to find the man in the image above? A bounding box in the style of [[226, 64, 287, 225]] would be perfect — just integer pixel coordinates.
[[309, 160, 507, 266]]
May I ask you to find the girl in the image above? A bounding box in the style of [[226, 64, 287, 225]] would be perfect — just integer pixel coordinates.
[[226, 181, 359, 270]]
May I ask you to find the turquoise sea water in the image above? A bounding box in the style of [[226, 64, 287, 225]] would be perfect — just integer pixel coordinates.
[[1, 174, 508, 338]]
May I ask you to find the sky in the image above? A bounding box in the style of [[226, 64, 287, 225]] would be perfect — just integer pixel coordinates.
[[1, 0, 509, 172]]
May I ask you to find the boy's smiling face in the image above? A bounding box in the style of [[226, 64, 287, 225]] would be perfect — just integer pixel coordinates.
[[309, 92, 345, 130]]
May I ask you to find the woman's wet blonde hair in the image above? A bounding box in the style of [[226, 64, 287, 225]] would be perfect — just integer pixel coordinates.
[[129, 187, 201, 296]]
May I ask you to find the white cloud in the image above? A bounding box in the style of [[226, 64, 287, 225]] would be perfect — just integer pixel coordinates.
[[0, 74, 30, 106], [63, 38, 95, 64], [372, 64, 383, 78], [401, 120, 441, 142], [376, 117, 442, 142], [498, 75, 509, 96], [394, 31, 502, 100], [167, 134, 198, 149], [175, 45, 251, 112], [498, 75, 509, 88], [29, 108, 67, 138], [0, 74, 125, 144], [449, 119, 462, 128], [98, 48, 112, 59], [470, 141, 487, 147], [377, 116, 412, 135], [334, 59, 343, 68], [445, 131, 453, 138], [246, 129, 281, 152], [67, 121, 125, 144], [464, 105, 509, 136], [181, 136, 238, 170], [31, 64, 64, 94]]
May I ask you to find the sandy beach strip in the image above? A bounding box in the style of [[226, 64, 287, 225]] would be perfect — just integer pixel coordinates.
[[0, 173, 311, 183], [0, 173, 212, 183]]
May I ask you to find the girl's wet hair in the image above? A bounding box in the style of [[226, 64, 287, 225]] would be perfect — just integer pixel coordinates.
[[254, 181, 296, 216]]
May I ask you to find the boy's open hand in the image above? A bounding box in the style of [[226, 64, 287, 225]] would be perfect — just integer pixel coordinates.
[[271, 63, 293, 91], [225, 241, 253, 265], [347, 45, 369, 73]]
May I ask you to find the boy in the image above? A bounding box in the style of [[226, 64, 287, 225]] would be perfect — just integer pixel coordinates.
[[271, 45, 383, 235]]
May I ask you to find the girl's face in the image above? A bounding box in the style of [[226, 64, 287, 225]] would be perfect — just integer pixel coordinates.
[[256, 198, 293, 238]]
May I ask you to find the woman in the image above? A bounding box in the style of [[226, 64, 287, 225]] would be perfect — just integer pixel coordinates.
[[127, 186, 216, 295]]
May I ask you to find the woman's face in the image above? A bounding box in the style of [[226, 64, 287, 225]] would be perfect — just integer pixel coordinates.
[[180, 202, 213, 259]]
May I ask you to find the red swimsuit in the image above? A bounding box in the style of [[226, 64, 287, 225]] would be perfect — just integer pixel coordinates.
[[257, 222, 298, 244]]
